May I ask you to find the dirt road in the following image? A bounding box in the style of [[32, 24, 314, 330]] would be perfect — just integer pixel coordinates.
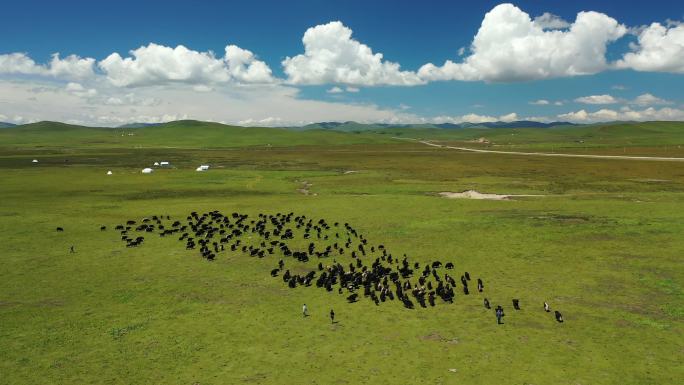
[[397, 138, 684, 162]]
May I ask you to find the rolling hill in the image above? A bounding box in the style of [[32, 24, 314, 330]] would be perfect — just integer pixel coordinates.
[[0, 120, 683, 152]]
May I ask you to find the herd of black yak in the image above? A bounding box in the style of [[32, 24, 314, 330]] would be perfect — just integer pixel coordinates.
[[105, 210, 564, 322]]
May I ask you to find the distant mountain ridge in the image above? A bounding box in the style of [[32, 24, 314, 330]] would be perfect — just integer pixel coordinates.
[[297, 120, 578, 131], [1, 119, 656, 132], [117, 122, 163, 129]]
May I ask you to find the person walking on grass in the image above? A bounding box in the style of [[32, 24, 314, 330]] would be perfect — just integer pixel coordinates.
[[302, 304, 308, 317], [330, 308, 335, 324], [69, 245, 75, 253], [495, 305, 504, 324]]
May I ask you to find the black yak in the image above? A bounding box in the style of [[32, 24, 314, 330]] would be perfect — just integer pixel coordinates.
[[555, 311, 564, 323]]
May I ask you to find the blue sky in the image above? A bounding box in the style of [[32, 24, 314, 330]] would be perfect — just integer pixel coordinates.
[[1, 1, 683, 126]]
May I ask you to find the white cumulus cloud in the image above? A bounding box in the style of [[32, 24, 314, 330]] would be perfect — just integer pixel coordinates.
[[418, 4, 627, 82], [0, 52, 95, 79], [48, 54, 96, 79], [98, 43, 274, 87], [283, 21, 423, 86], [99, 43, 228, 87], [0, 53, 44, 75], [575, 94, 619, 104], [631, 93, 672, 106], [431, 112, 523, 124], [559, 107, 684, 122], [616, 22, 684, 73], [224, 45, 274, 83]]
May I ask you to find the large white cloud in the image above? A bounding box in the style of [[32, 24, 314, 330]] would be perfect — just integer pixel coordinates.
[[282, 21, 423, 86], [0, 53, 95, 79], [418, 4, 627, 82], [616, 22, 684, 73], [98, 43, 274, 87]]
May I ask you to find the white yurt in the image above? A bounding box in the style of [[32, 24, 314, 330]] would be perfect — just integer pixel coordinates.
[[32, 159, 38, 163], [160, 161, 170, 166], [153, 162, 160, 166], [195, 166, 205, 172], [199, 165, 210, 171], [106, 170, 113, 175], [142, 168, 153, 174]]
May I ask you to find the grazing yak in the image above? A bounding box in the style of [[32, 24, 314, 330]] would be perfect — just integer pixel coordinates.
[[555, 311, 564, 323], [108, 209, 560, 318]]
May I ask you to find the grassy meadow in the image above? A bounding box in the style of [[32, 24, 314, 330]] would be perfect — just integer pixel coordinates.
[[1, 121, 683, 385]]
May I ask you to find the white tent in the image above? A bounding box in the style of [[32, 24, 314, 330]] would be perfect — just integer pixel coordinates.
[[199, 165, 210, 170], [32, 159, 38, 163], [160, 161, 170, 166], [153, 162, 160, 166], [195, 167, 205, 172], [106, 170, 113, 175], [142, 168, 153, 174]]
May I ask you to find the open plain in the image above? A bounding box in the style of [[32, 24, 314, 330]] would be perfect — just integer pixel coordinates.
[[1, 121, 682, 385]]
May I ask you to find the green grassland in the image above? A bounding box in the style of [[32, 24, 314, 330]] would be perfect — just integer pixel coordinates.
[[383, 121, 684, 156], [1, 121, 683, 384]]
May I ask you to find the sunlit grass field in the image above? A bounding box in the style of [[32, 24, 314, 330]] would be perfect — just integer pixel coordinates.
[[1, 122, 682, 384]]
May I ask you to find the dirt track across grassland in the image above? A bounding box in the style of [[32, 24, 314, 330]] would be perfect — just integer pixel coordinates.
[[395, 137, 684, 162]]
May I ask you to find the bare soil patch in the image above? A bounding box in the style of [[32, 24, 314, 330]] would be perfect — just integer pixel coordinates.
[[438, 190, 544, 201]]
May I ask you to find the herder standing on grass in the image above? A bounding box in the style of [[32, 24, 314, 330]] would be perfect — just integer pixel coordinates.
[[302, 304, 308, 317], [330, 308, 335, 324], [495, 305, 504, 324]]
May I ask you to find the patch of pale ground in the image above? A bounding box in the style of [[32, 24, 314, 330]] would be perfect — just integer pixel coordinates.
[[438, 190, 544, 201]]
